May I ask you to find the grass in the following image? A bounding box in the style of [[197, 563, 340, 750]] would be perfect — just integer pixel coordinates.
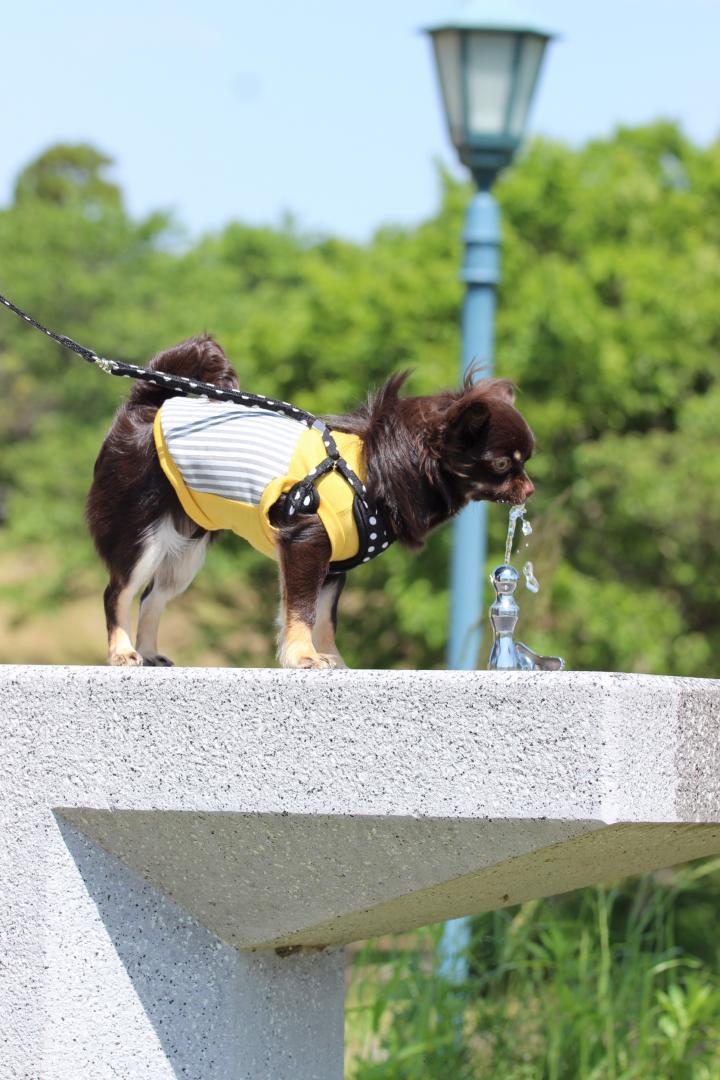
[[345, 859, 720, 1079], [0, 549, 273, 667]]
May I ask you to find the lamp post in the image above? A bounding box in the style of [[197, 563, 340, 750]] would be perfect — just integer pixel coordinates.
[[424, 1, 555, 671], [422, 0, 555, 981]]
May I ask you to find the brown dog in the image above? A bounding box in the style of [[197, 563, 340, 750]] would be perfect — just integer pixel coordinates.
[[87, 336, 534, 669]]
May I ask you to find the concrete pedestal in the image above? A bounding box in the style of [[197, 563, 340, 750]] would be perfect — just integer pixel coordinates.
[[1, 666, 719, 1078]]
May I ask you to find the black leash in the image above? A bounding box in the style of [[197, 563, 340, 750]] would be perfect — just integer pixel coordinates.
[[0, 290, 367, 496], [0, 289, 395, 568], [0, 290, 110, 367]]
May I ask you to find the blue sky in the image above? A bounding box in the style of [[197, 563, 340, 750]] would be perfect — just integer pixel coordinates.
[[2, 1, 718, 240]]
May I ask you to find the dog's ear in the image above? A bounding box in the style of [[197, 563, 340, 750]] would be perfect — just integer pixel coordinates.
[[445, 392, 491, 435], [486, 378, 516, 405], [425, 392, 488, 464], [441, 377, 516, 448], [428, 379, 517, 461], [461, 373, 516, 405]]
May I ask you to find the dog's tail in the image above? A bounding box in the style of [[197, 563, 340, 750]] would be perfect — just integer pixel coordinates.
[[127, 334, 239, 408]]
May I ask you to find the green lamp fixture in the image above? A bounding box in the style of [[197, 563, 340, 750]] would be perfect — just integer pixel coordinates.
[[424, 2, 556, 187]]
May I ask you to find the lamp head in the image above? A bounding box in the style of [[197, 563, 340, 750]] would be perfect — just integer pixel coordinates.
[[423, 2, 556, 187]]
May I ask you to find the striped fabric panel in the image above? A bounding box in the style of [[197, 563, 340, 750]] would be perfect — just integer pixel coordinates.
[[159, 397, 305, 505]]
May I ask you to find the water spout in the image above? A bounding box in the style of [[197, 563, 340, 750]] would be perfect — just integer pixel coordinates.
[[487, 565, 564, 670]]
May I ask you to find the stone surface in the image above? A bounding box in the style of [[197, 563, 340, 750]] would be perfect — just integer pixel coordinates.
[[50, 818, 345, 1080], [1, 665, 719, 1078]]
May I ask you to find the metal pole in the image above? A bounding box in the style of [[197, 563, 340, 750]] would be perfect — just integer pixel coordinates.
[[447, 188, 501, 670], [439, 186, 500, 983]]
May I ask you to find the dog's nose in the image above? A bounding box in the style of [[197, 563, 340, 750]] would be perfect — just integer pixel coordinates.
[[522, 478, 535, 499]]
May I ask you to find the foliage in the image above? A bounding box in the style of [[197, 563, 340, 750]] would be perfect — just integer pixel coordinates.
[[13, 143, 123, 212], [347, 860, 720, 1078], [0, 122, 718, 674], [2, 131, 719, 1073]]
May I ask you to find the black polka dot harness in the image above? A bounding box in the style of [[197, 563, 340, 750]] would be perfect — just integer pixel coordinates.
[[0, 291, 395, 575]]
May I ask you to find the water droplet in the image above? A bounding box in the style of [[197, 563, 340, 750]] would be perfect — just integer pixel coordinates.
[[523, 561, 540, 593], [521, 520, 533, 537]]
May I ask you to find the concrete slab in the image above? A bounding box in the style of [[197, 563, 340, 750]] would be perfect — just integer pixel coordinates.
[[1, 665, 719, 1078]]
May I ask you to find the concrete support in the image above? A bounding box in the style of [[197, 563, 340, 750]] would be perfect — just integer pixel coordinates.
[[8, 809, 345, 1080], [1, 666, 719, 1078]]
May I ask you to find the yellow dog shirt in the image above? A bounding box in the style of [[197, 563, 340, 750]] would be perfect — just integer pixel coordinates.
[[153, 396, 369, 563]]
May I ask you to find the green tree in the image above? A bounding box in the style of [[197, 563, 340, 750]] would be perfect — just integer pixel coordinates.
[[0, 123, 718, 676], [13, 143, 123, 211]]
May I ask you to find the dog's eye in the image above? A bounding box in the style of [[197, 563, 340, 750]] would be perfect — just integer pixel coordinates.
[[493, 456, 512, 474]]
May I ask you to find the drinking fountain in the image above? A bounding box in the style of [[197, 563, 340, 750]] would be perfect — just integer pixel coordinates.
[[487, 564, 564, 671]]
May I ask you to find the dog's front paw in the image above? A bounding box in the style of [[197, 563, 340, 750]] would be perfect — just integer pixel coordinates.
[[108, 649, 144, 667], [142, 654, 174, 667], [305, 652, 341, 670], [282, 647, 340, 670]]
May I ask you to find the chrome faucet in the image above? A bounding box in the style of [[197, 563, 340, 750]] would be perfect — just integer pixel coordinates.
[[487, 565, 565, 671]]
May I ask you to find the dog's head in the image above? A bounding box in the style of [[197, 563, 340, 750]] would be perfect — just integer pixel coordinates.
[[438, 377, 534, 506]]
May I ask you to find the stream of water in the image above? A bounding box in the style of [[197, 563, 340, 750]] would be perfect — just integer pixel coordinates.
[[503, 504, 541, 591], [503, 505, 527, 564]]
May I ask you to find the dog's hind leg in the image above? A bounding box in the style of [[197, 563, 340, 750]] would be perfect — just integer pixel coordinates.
[[135, 524, 209, 666], [104, 535, 167, 667]]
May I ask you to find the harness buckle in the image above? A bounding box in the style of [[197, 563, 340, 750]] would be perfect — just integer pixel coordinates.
[[285, 479, 321, 518]]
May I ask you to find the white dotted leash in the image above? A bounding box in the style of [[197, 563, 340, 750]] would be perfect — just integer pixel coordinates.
[[0, 289, 395, 569]]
